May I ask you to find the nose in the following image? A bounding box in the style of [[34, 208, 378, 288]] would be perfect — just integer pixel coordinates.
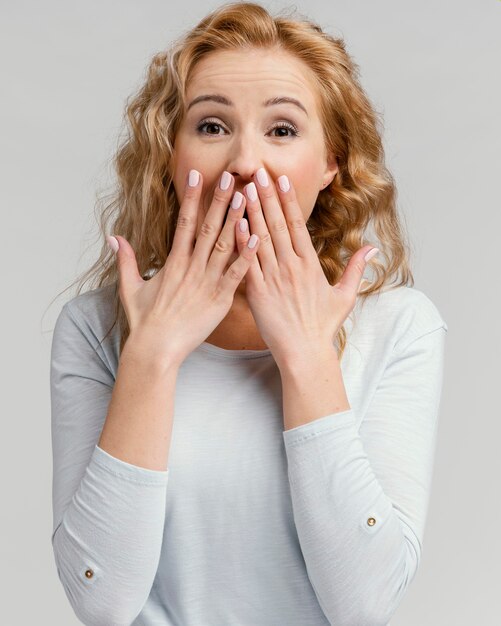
[[225, 134, 264, 190]]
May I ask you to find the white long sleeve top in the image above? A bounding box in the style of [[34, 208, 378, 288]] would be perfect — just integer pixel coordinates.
[[50, 281, 447, 626]]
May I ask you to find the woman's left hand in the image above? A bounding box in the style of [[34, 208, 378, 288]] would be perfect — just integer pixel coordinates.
[[235, 167, 379, 368]]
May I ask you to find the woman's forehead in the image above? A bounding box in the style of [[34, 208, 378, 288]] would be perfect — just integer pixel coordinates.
[[186, 49, 320, 109]]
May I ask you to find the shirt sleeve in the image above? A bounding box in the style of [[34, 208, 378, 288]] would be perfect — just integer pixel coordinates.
[[50, 302, 169, 626], [282, 323, 447, 626]]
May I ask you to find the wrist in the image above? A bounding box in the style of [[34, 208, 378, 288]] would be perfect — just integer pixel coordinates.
[[122, 328, 183, 374], [276, 343, 339, 375]]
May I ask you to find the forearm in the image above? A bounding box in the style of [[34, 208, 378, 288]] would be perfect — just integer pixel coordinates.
[[98, 330, 180, 471], [278, 346, 351, 432], [282, 410, 409, 626], [53, 444, 169, 625], [279, 349, 407, 625]]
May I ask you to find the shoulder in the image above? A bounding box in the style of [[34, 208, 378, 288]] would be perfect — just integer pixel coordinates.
[[58, 282, 119, 350], [350, 283, 448, 353]]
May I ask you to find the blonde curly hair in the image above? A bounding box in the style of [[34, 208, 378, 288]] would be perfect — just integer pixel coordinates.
[[52, 1, 414, 360]]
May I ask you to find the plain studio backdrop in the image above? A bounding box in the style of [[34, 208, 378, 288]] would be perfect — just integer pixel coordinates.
[[1, 0, 498, 624]]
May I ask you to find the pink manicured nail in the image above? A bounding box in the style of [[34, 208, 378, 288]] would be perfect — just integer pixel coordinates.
[[188, 169, 199, 187], [106, 235, 119, 253], [245, 182, 258, 202], [256, 167, 269, 187], [247, 234, 258, 249], [278, 175, 290, 192], [239, 218, 248, 232], [231, 191, 243, 209], [364, 247, 379, 262], [220, 171, 232, 190]]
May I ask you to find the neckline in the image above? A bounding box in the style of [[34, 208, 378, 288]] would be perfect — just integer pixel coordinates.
[[198, 341, 272, 359]]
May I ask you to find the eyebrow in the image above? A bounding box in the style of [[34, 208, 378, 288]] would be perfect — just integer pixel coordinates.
[[186, 94, 309, 117]]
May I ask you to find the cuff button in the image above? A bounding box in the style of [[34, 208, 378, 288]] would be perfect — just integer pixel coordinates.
[[367, 517, 376, 526], [84, 569, 94, 579]]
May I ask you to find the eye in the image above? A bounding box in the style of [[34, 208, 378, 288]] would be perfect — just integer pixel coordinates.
[[196, 118, 228, 136], [195, 118, 300, 138], [268, 121, 299, 138]]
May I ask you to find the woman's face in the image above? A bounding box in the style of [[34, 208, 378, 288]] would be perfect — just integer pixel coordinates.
[[171, 47, 338, 272]]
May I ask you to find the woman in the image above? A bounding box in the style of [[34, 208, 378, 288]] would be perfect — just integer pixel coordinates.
[[50, 3, 447, 625]]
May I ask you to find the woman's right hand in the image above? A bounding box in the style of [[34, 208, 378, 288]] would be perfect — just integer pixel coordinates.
[[108, 169, 260, 367]]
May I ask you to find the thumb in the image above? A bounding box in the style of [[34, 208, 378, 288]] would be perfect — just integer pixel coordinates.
[[107, 234, 144, 298], [338, 245, 380, 295]]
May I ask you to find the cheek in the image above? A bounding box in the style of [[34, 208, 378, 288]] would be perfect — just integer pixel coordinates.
[[288, 165, 322, 219]]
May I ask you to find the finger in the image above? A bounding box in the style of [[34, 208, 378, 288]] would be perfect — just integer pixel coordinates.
[[254, 167, 294, 263], [274, 174, 317, 260], [193, 170, 235, 266], [337, 246, 379, 295], [234, 217, 263, 284], [109, 235, 144, 301], [244, 181, 276, 274], [170, 169, 204, 258], [219, 231, 260, 296], [206, 190, 247, 280]]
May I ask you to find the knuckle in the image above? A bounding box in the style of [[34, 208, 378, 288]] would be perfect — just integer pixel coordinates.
[[214, 237, 231, 254], [227, 265, 241, 282], [199, 221, 217, 237], [176, 212, 196, 230], [288, 217, 306, 231], [271, 218, 288, 233], [212, 187, 230, 204], [258, 231, 273, 246]]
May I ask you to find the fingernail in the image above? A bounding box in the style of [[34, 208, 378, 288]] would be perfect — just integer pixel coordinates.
[[245, 182, 258, 202], [364, 247, 379, 262], [247, 233, 259, 249], [256, 167, 269, 187], [239, 218, 248, 232], [278, 175, 290, 192], [107, 235, 119, 253], [188, 169, 200, 187], [231, 191, 243, 209], [220, 171, 232, 190]]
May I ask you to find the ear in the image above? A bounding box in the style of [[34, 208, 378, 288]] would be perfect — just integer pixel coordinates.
[[321, 154, 339, 189]]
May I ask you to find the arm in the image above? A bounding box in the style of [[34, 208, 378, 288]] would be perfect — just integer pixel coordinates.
[[280, 324, 447, 626], [280, 346, 351, 431], [50, 302, 178, 626]]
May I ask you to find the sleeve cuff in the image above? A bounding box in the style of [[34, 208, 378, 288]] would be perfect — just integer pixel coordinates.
[[92, 444, 169, 485], [282, 408, 355, 447]]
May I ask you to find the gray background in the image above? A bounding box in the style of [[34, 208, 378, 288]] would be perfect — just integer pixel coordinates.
[[1, 0, 499, 623]]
